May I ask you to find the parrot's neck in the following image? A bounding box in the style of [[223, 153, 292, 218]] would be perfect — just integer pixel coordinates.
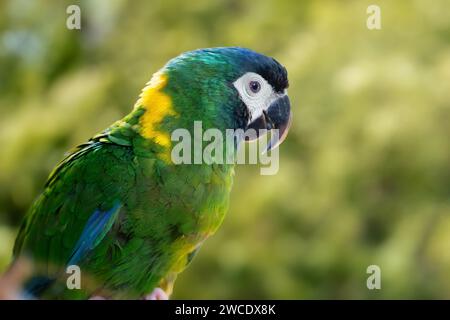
[[115, 70, 243, 166]]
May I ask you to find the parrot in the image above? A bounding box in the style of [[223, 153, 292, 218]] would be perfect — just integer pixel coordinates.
[[11, 47, 291, 299]]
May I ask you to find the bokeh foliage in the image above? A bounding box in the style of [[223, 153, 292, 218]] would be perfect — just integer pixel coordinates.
[[0, 0, 449, 299]]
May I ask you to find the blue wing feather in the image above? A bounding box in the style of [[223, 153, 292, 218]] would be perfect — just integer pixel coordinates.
[[24, 202, 121, 296], [68, 201, 121, 266]]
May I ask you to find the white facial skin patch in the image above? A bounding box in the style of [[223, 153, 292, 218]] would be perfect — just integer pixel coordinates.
[[233, 72, 286, 124]]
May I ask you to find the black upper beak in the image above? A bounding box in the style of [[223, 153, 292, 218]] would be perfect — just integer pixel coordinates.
[[245, 95, 292, 151]]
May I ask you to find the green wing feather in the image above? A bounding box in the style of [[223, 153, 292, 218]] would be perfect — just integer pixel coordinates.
[[13, 136, 136, 297]]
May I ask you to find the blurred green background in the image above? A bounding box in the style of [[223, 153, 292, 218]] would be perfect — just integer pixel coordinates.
[[0, 0, 449, 299]]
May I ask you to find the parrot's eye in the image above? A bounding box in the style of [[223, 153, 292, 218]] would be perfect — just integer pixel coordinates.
[[245, 79, 263, 97], [249, 80, 261, 94]]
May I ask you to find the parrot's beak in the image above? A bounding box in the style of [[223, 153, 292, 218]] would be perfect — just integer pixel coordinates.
[[245, 95, 292, 152]]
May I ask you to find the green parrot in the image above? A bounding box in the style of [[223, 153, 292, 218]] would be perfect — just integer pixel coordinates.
[[11, 47, 291, 299]]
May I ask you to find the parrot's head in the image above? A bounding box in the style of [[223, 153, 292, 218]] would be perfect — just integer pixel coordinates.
[[137, 47, 291, 152]]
